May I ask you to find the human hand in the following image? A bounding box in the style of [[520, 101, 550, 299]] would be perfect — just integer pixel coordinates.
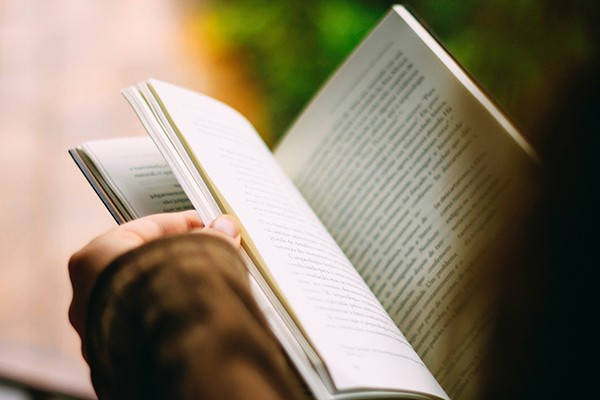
[[68, 210, 241, 345]]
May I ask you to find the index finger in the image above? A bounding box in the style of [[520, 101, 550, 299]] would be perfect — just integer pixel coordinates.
[[117, 209, 205, 243]]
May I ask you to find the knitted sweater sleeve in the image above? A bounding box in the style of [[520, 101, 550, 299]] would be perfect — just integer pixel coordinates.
[[84, 233, 306, 400]]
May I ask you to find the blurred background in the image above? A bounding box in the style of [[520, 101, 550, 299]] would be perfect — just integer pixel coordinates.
[[0, 0, 597, 398]]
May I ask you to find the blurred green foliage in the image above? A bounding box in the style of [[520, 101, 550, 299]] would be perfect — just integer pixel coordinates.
[[206, 0, 599, 144]]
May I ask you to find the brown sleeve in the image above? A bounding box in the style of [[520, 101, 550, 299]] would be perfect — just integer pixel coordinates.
[[85, 233, 307, 400]]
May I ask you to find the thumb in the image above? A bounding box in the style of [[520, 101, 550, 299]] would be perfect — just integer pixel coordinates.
[[195, 215, 242, 249]]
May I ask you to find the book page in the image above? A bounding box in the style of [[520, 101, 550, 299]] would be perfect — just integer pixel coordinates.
[[81, 137, 193, 219], [146, 79, 448, 399], [275, 7, 536, 400]]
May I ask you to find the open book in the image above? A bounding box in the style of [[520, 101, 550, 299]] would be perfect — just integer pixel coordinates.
[[70, 6, 538, 400]]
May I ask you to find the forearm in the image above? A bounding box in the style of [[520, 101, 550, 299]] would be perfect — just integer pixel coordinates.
[[85, 233, 305, 400]]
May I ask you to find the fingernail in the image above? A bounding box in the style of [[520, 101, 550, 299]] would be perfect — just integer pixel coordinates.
[[210, 215, 240, 239]]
